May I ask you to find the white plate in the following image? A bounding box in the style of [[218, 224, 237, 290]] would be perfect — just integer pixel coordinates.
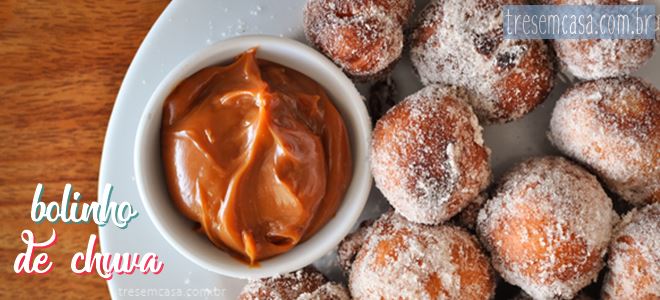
[[99, 0, 659, 299]]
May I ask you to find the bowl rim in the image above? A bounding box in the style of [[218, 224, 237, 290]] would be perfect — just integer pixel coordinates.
[[133, 34, 372, 279]]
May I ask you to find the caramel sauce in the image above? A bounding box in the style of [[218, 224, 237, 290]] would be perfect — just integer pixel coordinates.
[[161, 48, 352, 264]]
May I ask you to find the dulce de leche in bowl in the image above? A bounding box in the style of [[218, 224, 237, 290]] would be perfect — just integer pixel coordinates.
[[160, 48, 352, 264]]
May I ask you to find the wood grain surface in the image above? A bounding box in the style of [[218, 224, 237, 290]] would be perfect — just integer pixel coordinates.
[[0, 1, 169, 299]]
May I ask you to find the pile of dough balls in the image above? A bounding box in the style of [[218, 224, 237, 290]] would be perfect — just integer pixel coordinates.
[[237, 1, 659, 299]]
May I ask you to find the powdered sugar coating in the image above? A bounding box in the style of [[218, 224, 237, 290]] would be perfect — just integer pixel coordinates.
[[303, 0, 413, 81], [549, 77, 659, 205], [554, 39, 654, 81], [349, 212, 496, 299], [297, 282, 351, 300], [601, 203, 660, 300], [545, 0, 655, 80], [477, 156, 617, 300], [410, 0, 555, 123], [371, 85, 491, 224], [239, 267, 348, 300]]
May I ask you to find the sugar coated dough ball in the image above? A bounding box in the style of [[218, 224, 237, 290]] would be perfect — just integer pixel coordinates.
[[545, 0, 655, 80], [371, 85, 491, 224], [238, 267, 349, 300], [477, 156, 618, 300], [303, 0, 414, 81], [602, 203, 660, 300], [349, 212, 496, 299], [549, 77, 659, 206], [410, 0, 555, 123]]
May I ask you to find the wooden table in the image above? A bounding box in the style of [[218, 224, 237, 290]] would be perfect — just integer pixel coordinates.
[[0, 1, 169, 298]]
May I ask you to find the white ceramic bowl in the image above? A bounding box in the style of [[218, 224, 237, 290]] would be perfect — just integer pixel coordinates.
[[133, 35, 372, 279]]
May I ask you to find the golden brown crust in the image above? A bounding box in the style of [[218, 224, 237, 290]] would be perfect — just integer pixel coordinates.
[[492, 41, 556, 122]]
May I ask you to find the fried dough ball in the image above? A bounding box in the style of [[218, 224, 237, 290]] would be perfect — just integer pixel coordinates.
[[542, 0, 655, 80], [410, 0, 555, 123], [549, 77, 659, 205], [238, 267, 349, 300], [303, 0, 414, 81], [348, 212, 496, 299], [477, 156, 618, 300], [602, 203, 660, 300], [371, 85, 491, 224]]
